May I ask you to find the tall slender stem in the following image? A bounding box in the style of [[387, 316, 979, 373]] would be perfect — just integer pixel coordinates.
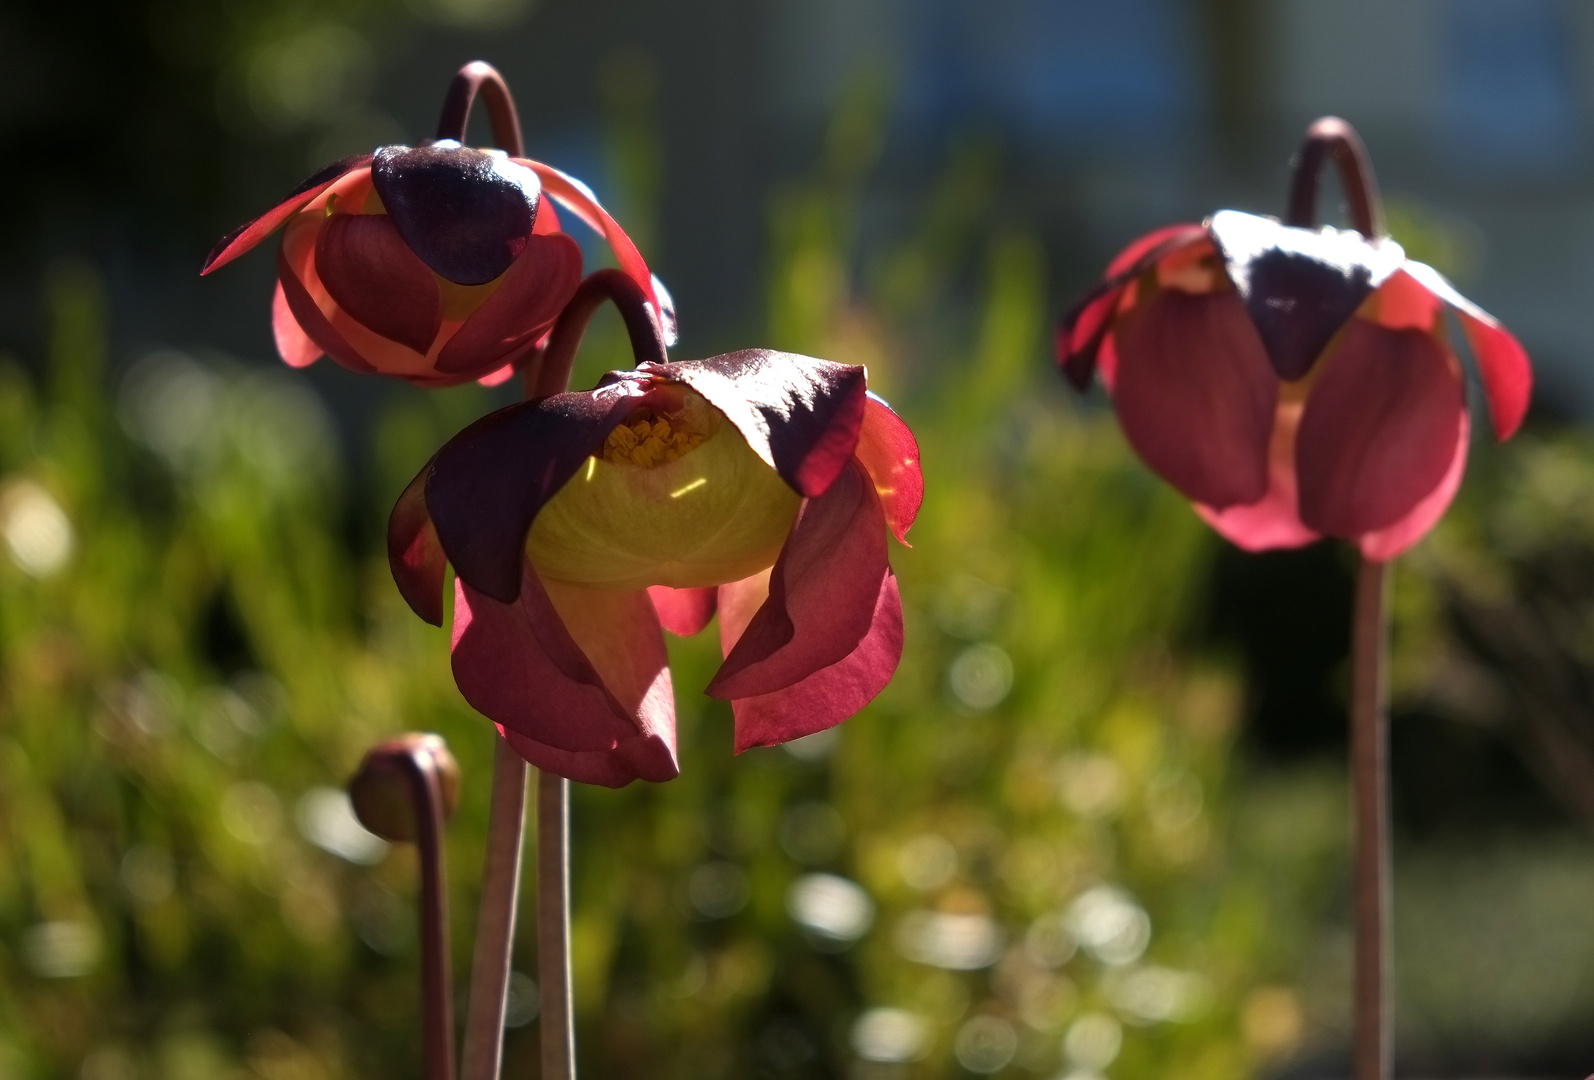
[[1285, 116, 1382, 238], [1351, 557, 1391, 1080], [538, 771, 575, 1079], [460, 738, 529, 1080], [435, 61, 525, 157]]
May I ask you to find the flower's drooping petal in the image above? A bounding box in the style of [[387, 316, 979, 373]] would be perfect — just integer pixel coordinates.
[[372, 144, 541, 286], [1358, 411, 1470, 561], [648, 586, 718, 636], [1401, 261, 1532, 439], [1194, 400, 1320, 550], [496, 724, 679, 788], [708, 459, 888, 700], [1113, 286, 1277, 509], [1210, 210, 1406, 380], [853, 394, 923, 545], [1296, 318, 1464, 536], [1057, 225, 1207, 390], [451, 562, 674, 763], [314, 213, 443, 354], [434, 233, 582, 377], [647, 351, 867, 498], [271, 281, 322, 368], [275, 247, 378, 376], [517, 159, 673, 343], [387, 462, 448, 626], [425, 384, 644, 602], [719, 566, 901, 752], [201, 153, 373, 275]]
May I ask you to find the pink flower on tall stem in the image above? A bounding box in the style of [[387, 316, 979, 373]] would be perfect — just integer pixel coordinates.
[[1057, 118, 1532, 560], [201, 62, 669, 388], [389, 271, 922, 787]]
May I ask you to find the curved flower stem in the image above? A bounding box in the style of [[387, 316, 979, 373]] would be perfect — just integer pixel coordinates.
[[436, 61, 526, 158], [1350, 557, 1392, 1080], [538, 772, 575, 1079], [460, 738, 529, 1080], [528, 268, 671, 399], [1286, 116, 1383, 239]]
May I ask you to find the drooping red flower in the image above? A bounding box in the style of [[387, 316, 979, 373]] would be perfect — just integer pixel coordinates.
[[388, 274, 922, 787], [200, 65, 669, 388], [1057, 119, 1532, 561]]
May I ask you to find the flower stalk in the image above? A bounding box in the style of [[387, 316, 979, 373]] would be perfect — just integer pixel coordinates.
[[537, 773, 575, 1080]]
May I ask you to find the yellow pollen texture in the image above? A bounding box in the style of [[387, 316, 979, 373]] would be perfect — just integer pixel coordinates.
[[601, 409, 707, 468]]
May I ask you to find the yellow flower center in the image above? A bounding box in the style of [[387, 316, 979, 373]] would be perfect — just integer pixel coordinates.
[[600, 409, 709, 467]]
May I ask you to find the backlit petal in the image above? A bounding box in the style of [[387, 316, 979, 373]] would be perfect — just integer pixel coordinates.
[[648, 350, 867, 498], [435, 233, 582, 376], [387, 462, 448, 626], [1358, 411, 1470, 561], [853, 394, 923, 545], [275, 247, 378, 376], [201, 153, 372, 275], [1194, 400, 1320, 550], [271, 281, 322, 368], [1113, 287, 1277, 509], [496, 725, 679, 788], [708, 459, 887, 699], [1296, 319, 1464, 536], [1401, 261, 1532, 439], [649, 586, 718, 636], [315, 214, 443, 354]]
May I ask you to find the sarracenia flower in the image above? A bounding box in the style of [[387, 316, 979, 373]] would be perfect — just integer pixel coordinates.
[[388, 271, 923, 786], [1057, 117, 1532, 560], [200, 62, 670, 387]]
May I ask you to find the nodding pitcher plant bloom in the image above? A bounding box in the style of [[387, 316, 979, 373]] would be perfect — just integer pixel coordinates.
[[200, 64, 670, 388], [388, 273, 922, 787], [1057, 118, 1532, 561]]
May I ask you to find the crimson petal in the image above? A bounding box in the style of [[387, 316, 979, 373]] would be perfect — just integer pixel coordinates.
[[727, 571, 902, 752], [451, 562, 673, 760], [1113, 287, 1277, 509], [496, 725, 679, 788], [275, 248, 378, 376], [435, 233, 582, 376], [649, 586, 718, 637], [387, 461, 448, 626], [201, 153, 372, 275], [423, 383, 644, 602], [1296, 319, 1464, 536], [272, 281, 322, 368], [853, 395, 923, 545], [315, 214, 443, 354], [645, 350, 867, 498], [1400, 262, 1532, 439], [1358, 412, 1470, 561], [372, 144, 541, 285], [1210, 210, 1405, 380], [708, 459, 887, 699]]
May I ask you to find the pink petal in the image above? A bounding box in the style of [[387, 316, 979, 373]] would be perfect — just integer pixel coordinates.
[[387, 463, 448, 626], [853, 395, 923, 545], [495, 724, 679, 788], [651, 351, 868, 498], [516, 159, 672, 344], [1358, 411, 1470, 561], [272, 281, 322, 368], [1195, 400, 1320, 551], [434, 233, 582, 376], [451, 562, 675, 769], [728, 571, 902, 753], [1296, 319, 1465, 537], [1113, 286, 1277, 509], [201, 154, 372, 275], [649, 586, 718, 637], [1401, 261, 1532, 439], [476, 362, 520, 387], [315, 214, 443, 354], [707, 459, 887, 700], [275, 248, 378, 376]]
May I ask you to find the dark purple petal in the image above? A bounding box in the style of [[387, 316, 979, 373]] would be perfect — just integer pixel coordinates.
[[1113, 286, 1277, 509], [434, 233, 582, 376], [275, 248, 378, 376], [201, 153, 373, 275], [1209, 210, 1405, 381], [1296, 318, 1465, 536], [853, 395, 923, 545], [451, 564, 674, 768], [707, 459, 887, 699], [423, 383, 647, 602], [372, 144, 540, 286], [648, 586, 718, 637], [315, 214, 443, 354], [642, 350, 868, 498], [387, 461, 448, 626], [727, 571, 902, 753]]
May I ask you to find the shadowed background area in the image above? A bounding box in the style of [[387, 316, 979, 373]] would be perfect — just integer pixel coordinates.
[[2, 1, 1594, 1078]]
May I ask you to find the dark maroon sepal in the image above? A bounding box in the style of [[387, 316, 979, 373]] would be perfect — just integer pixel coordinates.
[[372, 143, 541, 286], [201, 152, 373, 275], [423, 384, 644, 603], [638, 350, 868, 498], [1208, 210, 1404, 381]]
